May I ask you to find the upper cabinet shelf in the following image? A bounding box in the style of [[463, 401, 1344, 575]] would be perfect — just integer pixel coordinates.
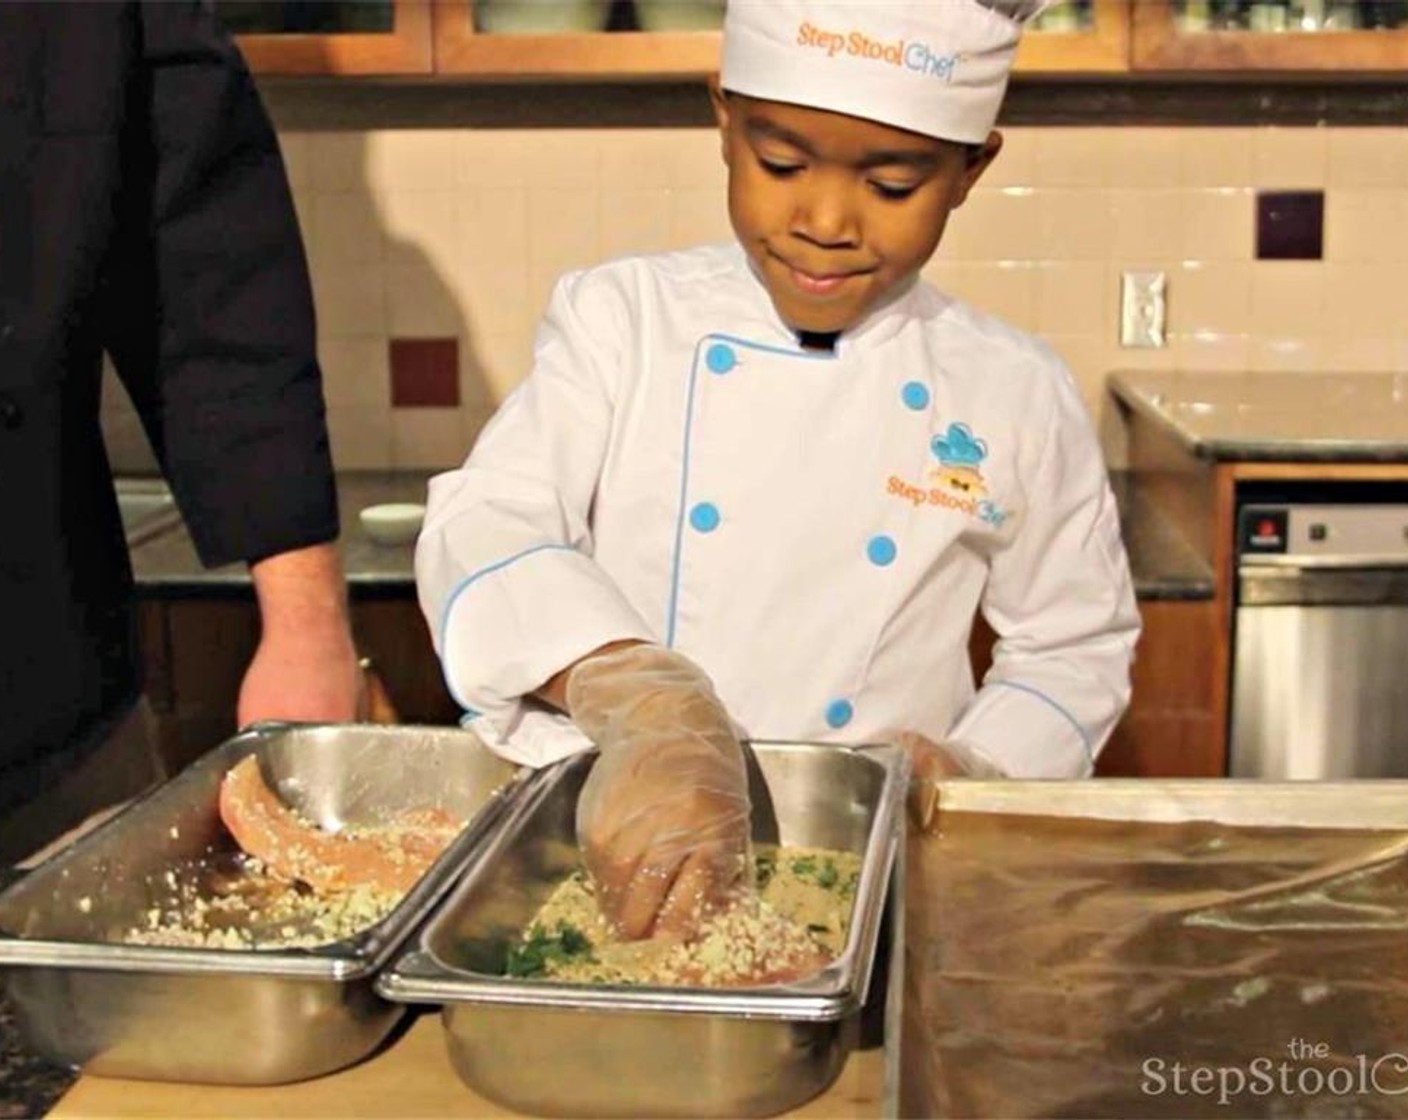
[[219, 0, 433, 74], [221, 0, 1408, 79], [1131, 0, 1408, 72]]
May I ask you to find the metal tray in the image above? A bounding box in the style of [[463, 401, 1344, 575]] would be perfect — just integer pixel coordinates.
[[0, 723, 525, 1085], [377, 741, 907, 1118]]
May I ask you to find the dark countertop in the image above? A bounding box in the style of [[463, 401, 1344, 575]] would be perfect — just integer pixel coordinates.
[[1110, 369, 1408, 463], [130, 470, 434, 597], [129, 469, 1213, 602]]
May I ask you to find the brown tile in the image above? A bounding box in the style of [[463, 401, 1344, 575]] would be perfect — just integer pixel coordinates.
[[1256, 190, 1324, 260], [389, 337, 460, 407]]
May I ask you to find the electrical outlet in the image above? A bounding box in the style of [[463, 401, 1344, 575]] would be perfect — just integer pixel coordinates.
[[1120, 271, 1167, 349]]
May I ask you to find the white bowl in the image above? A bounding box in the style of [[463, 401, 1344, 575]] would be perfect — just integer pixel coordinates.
[[358, 503, 426, 546]]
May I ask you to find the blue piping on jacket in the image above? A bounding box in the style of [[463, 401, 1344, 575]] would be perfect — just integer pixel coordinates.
[[990, 679, 1093, 760], [664, 334, 839, 648]]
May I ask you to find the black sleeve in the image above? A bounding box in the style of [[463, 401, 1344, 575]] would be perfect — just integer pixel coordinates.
[[101, 0, 338, 568]]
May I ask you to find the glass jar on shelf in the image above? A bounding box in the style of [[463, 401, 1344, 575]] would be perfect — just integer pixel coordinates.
[[474, 1, 612, 34]]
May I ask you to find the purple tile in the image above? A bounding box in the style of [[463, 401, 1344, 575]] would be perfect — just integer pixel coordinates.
[[389, 338, 459, 408], [1256, 190, 1324, 261]]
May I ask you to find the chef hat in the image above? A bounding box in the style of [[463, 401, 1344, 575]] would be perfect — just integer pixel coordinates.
[[720, 1, 1046, 145]]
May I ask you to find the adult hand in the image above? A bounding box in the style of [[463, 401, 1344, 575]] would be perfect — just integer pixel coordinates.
[[567, 644, 752, 941], [238, 543, 362, 726]]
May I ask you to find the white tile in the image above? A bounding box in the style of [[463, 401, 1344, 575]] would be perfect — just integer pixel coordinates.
[[981, 127, 1036, 189], [1181, 188, 1253, 262], [326, 406, 392, 469], [313, 263, 387, 337], [1035, 189, 1114, 260], [1252, 127, 1328, 189], [600, 189, 674, 259], [667, 186, 733, 247], [1033, 129, 1111, 187], [1324, 191, 1408, 263], [1172, 331, 1252, 372], [378, 191, 462, 280], [1179, 129, 1254, 189], [475, 329, 536, 404], [668, 129, 728, 190], [528, 187, 602, 278], [386, 263, 466, 338], [1171, 262, 1252, 335], [318, 337, 389, 409], [391, 410, 471, 470], [1250, 336, 1323, 372], [458, 188, 532, 333], [521, 130, 605, 189], [364, 130, 459, 194], [1110, 190, 1183, 262], [1319, 336, 1399, 371], [1326, 128, 1408, 189], [1035, 262, 1108, 336], [309, 134, 366, 193], [1108, 130, 1182, 190], [600, 130, 679, 191], [952, 262, 1038, 331], [457, 128, 532, 189], [943, 187, 1040, 262], [1323, 263, 1404, 336], [310, 192, 385, 267], [1250, 262, 1325, 336]]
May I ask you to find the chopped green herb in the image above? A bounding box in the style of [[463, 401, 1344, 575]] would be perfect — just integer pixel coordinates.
[[791, 856, 817, 877], [505, 920, 595, 978], [816, 859, 839, 889]]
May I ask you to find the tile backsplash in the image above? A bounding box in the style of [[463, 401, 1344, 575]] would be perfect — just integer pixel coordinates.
[[102, 118, 1408, 474]]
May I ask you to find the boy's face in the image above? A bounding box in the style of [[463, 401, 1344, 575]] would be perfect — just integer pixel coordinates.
[[711, 85, 1000, 336]]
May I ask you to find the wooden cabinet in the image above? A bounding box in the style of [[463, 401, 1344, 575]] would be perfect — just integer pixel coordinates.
[[220, 0, 433, 75], [1131, 0, 1408, 72], [220, 0, 1408, 80], [136, 594, 459, 775], [969, 601, 1224, 779], [428, 0, 1131, 79]]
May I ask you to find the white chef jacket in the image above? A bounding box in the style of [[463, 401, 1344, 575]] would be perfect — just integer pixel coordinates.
[[416, 242, 1139, 778]]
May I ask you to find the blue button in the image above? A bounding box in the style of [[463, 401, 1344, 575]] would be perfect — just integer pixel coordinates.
[[689, 502, 721, 533], [825, 699, 854, 729], [705, 343, 737, 375], [901, 381, 930, 410], [866, 535, 897, 567]]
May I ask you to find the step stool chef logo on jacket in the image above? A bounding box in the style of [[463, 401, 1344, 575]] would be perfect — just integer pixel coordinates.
[[415, 0, 1140, 784]]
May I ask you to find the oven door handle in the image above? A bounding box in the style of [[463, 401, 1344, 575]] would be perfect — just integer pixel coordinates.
[[1239, 565, 1408, 607]]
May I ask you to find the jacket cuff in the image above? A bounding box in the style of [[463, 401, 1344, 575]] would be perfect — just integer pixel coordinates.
[[438, 545, 656, 713]]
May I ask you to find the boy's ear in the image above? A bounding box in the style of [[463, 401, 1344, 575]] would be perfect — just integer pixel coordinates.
[[708, 76, 733, 167], [954, 130, 1004, 207]]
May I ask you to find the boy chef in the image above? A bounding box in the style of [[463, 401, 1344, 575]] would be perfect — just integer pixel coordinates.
[[417, 0, 1140, 941]]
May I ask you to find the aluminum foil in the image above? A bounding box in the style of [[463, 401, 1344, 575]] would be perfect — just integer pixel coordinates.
[[904, 799, 1408, 1119]]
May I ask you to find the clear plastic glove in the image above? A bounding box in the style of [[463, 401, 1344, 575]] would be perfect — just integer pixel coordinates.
[[566, 644, 753, 941], [894, 731, 1006, 833]]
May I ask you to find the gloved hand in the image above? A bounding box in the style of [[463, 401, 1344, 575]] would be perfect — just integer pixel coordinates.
[[894, 731, 1006, 833], [566, 644, 753, 941]]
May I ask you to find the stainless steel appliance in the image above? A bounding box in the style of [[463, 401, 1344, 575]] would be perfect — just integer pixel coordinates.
[[1230, 491, 1408, 778]]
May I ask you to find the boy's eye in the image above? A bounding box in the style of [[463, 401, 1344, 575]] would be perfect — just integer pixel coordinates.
[[758, 156, 803, 178], [870, 180, 919, 201]]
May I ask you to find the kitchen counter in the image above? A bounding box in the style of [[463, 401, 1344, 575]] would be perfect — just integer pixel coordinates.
[[129, 471, 434, 596], [46, 1014, 883, 1118], [1110, 369, 1408, 463], [128, 469, 1212, 602]]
